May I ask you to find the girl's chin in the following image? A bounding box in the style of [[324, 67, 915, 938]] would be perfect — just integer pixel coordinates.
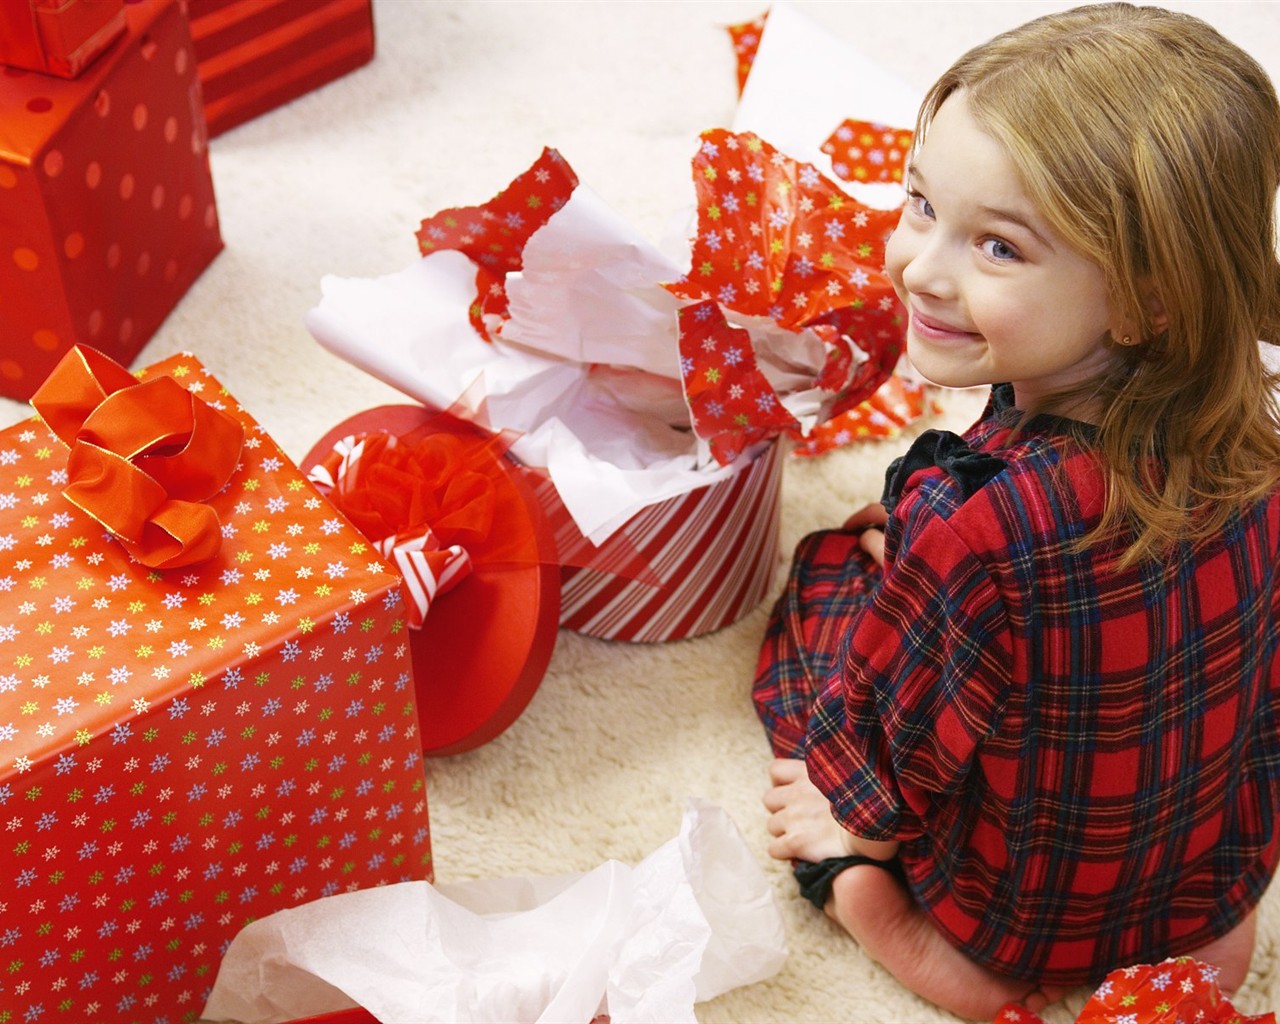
[[904, 342, 990, 391]]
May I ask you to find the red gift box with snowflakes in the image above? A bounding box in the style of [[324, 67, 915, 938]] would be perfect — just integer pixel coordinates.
[[0, 0, 222, 402], [0, 350, 432, 1024]]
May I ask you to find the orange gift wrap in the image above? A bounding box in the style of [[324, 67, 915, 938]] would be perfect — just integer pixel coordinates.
[[0, 349, 432, 1023], [0, 0, 222, 402], [184, 0, 375, 137]]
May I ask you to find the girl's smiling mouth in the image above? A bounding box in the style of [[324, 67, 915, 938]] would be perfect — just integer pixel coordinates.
[[910, 307, 981, 342]]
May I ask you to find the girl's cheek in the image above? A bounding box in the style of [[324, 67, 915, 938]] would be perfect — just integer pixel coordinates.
[[884, 225, 911, 300]]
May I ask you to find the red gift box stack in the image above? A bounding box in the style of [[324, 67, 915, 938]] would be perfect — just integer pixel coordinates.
[[0, 350, 432, 1023], [184, 0, 375, 137], [0, 0, 223, 402]]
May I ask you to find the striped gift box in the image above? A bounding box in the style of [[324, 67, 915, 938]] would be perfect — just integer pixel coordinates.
[[184, 0, 374, 137], [535, 440, 783, 643]]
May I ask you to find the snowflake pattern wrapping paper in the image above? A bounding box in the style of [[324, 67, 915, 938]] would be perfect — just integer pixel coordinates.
[[415, 147, 579, 342], [995, 957, 1276, 1024], [666, 128, 906, 465], [0, 352, 432, 1024], [727, 12, 768, 96], [820, 118, 913, 185]]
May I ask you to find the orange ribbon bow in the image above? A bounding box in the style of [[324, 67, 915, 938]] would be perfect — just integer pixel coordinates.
[[30, 346, 244, 570]]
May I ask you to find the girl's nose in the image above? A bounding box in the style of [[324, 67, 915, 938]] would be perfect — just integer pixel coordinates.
[[897, 232, 955, 301]]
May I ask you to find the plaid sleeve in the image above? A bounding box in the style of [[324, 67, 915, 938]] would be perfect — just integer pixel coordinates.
[[804, 482, 1013, 841]]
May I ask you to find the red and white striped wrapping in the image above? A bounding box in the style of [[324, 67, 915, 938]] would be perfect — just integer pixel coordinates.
[[545, 440, 783, 643]]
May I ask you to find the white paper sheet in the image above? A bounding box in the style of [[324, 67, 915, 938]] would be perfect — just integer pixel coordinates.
[[201, 799, 786, 1024], [734, 0, 922, 210]]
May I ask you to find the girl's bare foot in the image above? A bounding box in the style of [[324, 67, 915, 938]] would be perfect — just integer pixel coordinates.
[[762, 759, 1256, 1017], [826, 863, 1070, 1021], [763, 758, 1055, 1017], [1184, 910, 1256, 995]]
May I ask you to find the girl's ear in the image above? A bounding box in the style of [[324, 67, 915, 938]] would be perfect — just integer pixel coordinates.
[[1142, 281, 1169, 336]]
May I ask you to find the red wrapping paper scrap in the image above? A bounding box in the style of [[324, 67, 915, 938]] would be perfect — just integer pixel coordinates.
[[995, 958, 1276, 1024], [414, 147, 579, 340], [791, 374, 941, 456], [677, 301, 798, 465], [821, 118, 914, 185], [30, 344, 244, 569], [727, 10, 768, 96], [666, 128, 906, 465]]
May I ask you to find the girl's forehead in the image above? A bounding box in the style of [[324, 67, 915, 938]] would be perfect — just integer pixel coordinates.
[[914, 96, 1029, 200]]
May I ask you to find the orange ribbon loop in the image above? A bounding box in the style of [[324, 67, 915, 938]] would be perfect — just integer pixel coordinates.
[[31, 346, 244, 570]]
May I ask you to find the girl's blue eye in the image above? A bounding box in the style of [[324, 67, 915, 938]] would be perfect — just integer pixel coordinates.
[[982, 238, 1020, 262], [906, 189, 934, 219]]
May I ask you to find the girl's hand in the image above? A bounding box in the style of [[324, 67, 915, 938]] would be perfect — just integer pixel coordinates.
[[844, 502, 888, 568], [763, 758, 898, 863]]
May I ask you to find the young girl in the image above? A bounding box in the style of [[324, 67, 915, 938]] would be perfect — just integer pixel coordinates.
[[755, 4, 1280, 1019]]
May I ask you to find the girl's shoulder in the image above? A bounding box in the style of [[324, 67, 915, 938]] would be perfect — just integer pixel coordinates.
[[882, 385, 1100, 531]]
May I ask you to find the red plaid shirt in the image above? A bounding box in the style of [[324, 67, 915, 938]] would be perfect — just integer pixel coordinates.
[[802, 388, 1280, 984]]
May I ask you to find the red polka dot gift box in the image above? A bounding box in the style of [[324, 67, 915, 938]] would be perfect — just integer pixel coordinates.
[[0, 0, 223, 402], [183, 0, 375, 138], [0, 347, 433, 1024]]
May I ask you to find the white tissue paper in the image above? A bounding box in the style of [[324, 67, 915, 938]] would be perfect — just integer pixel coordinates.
[[305, 187, 748, 547], [201, 799, 786, 1024]]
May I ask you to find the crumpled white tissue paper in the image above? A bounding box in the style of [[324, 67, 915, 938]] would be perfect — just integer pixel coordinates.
[[201, 799, 786, 1024]]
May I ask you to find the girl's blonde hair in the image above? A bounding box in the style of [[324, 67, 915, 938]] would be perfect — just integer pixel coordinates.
[[918, 2, 1280, 565]]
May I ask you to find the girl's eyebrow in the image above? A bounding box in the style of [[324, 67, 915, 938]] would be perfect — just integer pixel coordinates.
[[908, 165, 1056, 253], [976, 203, 1056, 253]]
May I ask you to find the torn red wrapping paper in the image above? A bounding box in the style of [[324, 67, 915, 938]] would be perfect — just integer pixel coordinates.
[[727, 11, 768, 96], [414, 147, 578, 340], [792, 374, 942, 456], [821, 118, 914, 185], [994, 957, 1277, 1024], [676, 301, 799, 465], [724, 9, 936, 458], [666, 128, 906, 465]]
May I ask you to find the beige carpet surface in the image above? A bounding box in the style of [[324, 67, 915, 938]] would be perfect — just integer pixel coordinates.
[[4, 2, 1278, 1021]]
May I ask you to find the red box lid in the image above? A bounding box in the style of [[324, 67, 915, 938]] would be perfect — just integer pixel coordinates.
[[302, 405, 562, 757]]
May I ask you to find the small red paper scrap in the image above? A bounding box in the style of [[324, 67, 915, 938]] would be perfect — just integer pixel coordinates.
[[727, 11, 769, 96], [994, 957, 1277, 1024], [792, 374, 942, 457], [415, 148, 579, 340], [821, 118, 914, 184], [677, 301, 799, 465]]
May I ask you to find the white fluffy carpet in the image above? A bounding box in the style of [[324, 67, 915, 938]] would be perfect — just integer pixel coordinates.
[[4, 2, 1277, 1021]]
